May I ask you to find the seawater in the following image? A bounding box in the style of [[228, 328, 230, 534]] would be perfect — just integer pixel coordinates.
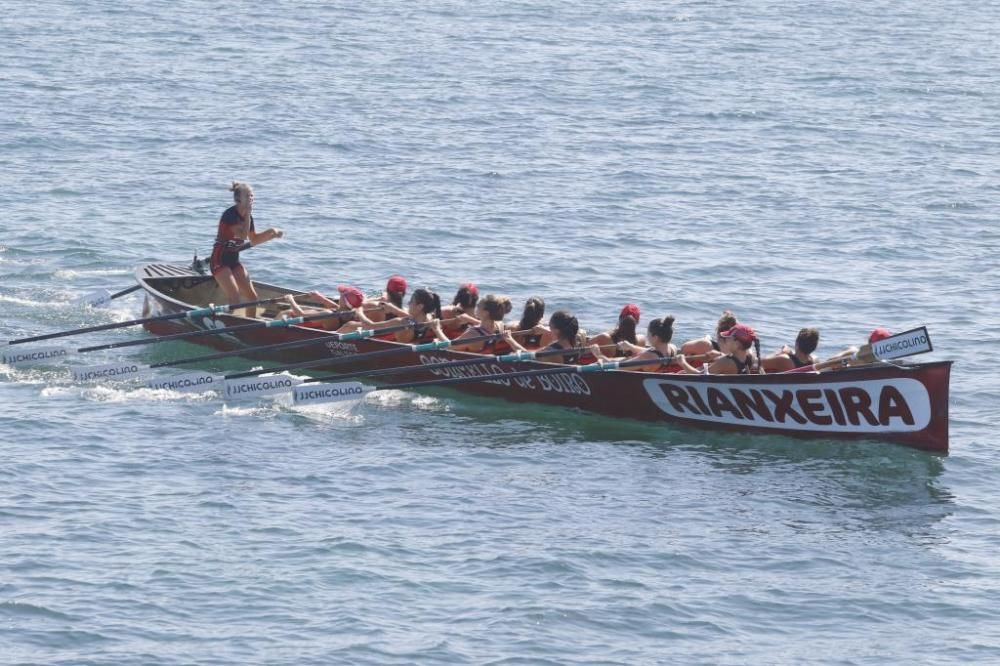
[[1, 1, 999, 663]]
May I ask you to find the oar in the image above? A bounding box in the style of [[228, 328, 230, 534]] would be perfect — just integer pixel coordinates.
[[77, 284, 143, 308], [67, 309, 383, 382], [292, 344, 606, 385], [291, 353, 681, 406], [783, 326, 933, 373], [0, 295, 298, 368], [159, 331, 499, 397], [145, 319, 426, 370], [3, 295, 289, 348], [222, 333, 502, 381]]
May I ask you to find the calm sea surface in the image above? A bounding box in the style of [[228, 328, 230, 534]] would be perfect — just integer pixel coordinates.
[[2, 1, 999, 663]]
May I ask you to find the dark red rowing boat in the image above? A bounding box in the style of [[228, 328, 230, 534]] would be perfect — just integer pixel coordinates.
[[136, 263, 952, 453]]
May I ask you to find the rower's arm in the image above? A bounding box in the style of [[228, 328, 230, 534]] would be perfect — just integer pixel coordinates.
[[378, 300, 409, 318], [502, 330, 527, 352], [677, 354, 702, 374]]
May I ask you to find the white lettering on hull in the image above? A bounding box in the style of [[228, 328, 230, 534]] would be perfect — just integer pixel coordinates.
[[642, 378, 931, 433], [418, 355, 592, 396]]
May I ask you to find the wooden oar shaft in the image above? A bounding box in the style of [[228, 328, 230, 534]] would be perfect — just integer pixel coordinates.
[[109, 284, 143, 300], [222, 322, 442, 379], [304, 342, 603, 384], [6, 295, 288, 346], [363, 351, 679, 392], [76, 309, 358, 353]]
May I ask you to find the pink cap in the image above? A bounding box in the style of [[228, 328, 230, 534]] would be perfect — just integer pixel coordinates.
[[868, 327, 892, 344], [719, 323, 757, 344], [337, 285, 364, 309], [386, 275, 407, 294], [460, 282, 478, 298], [619, 303, 641, 323]]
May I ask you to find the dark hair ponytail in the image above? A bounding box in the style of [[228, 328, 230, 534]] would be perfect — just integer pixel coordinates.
[[413, 288, 442, 319], [549, 310, 579, 345], [753, 337, 763, 374], [648, 315, 676, 344], [518, 297, 545, 330], [388, 291, 403, 308], [611, 315, 638, 344], [453, 286, 479, 310]]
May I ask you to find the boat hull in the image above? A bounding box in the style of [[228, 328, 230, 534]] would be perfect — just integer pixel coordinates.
[[136, 264, 952, 453]]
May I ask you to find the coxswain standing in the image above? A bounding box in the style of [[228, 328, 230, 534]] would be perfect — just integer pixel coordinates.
[[210, 181, 284, 318]]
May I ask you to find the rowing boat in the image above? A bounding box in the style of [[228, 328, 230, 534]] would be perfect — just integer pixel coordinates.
[[135, 263, 952, 453]]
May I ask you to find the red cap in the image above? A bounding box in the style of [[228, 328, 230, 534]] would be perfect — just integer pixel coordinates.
[[386, 275, 407, 294], [460, 282, 478, 298], [337, 285, 364, 309], [868, 327, 892, 344], [619, 303, 641, 323], [719, 323, 757, 344]]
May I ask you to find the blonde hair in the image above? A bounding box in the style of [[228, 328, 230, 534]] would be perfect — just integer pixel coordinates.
[[229, 180, 253, 203], [480, 295, 512, 321]]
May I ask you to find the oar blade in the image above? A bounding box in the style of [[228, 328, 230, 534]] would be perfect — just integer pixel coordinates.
[[78, 289, 113, 308], [224, 374, 304, 400], [72, 361, 148, 382], [293, 382, 370, 406], [2, 345, 72, 367], [146, 371, 223, 393]]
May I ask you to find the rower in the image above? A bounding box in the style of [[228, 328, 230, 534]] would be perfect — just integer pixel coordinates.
[[678, 323, 760, 375], [504, 310, 585, 364], [587, 303, 646, 351], [761, 327, 820, 373], [209, 181, 284, 318], [589, 315, 678, 371], [336, 287, 448, 344], [822, 327, 893, 369], [679, 310, 738, 360], [280, 285, 365, 330], [451, 294, 511, 353], [506, 296, 547, 348], [364, 275, 409, 322]]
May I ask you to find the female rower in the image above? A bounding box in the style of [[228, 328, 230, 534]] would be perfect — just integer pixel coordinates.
[[440, 283, 481, 336], [680, 310, 738, 359], [821, 327, 894, 369], [504, 310, 585, 364], [678, 323, 761, 375], [440, 283, 479, 319], [587, 303, 646, 350], [590, 315, 678, 371], [210, 181, 284, 318], [336, 287, 448, 343], [452, 294, 511, 353], [505, 296, 547, 348], [761, 327, 819, 373], [280, 285, 365, 330], [365, 275, 409, 322]]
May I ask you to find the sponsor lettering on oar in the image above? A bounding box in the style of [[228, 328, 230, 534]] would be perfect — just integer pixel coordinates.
[[2, 346, 71, 367], [224, 374, 304, 399], [643, 377, 931, 434], [146, 371, 222, 392], [293, 382, 368, 406], [73, 361, 147, 382], [871, 326, 932, 361]]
